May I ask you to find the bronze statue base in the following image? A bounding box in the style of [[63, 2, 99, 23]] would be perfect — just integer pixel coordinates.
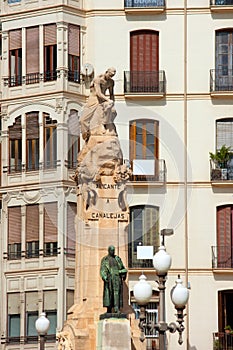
[[99, 312, 127, 320]]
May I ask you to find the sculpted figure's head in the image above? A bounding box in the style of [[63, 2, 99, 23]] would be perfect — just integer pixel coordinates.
[[105, 67, 116, 79], [108, 245, 115, 257]]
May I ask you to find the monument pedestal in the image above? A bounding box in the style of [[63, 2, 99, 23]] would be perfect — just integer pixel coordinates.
[[97, 318, 131, 350]]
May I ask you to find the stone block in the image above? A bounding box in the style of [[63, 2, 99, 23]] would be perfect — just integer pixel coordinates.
[[97, 318, 131, 350]]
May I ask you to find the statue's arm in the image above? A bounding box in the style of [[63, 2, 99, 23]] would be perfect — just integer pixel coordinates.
[[100, 259, 109, 282], [109, 81, 115, 102]]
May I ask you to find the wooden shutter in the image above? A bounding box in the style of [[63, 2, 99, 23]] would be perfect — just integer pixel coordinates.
[[9, 116, 22, 140], [44, 24, 56, 46], [26, 27, 39, 74], [44, 202, 57, 242], [26, 112, 39, 139], [9, 29, 22, 50], [8, 207, 21, 244], [26, 205, 39, 242], [68, 25, 80, 56], [217, 205, 232, 267], [129, 121, 136, 161], [130, 30, 159, 72], [67, 202, 76, 250], [26, 292, 38, 311], [216, 119, 233, 151]]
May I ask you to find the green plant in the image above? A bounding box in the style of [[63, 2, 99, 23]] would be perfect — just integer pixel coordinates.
[[209, 145, 232, 168], [224, 325, 233, 332]]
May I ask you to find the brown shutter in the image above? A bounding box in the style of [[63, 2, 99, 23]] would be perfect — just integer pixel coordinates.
[[26, 27, 39, 74], [68, 25, 80, 56], [8, 207, 21, 244], [9, 29, 22, 50], [9, 116, 22, 140], [44, 24, 56, 46], [129, 121, 136, 161], [26, 112, 39, 139], [26, 205, 39, 242], [44, 202, 57, 242], [67, 202, 76, 250], [217, 205, 232, 267]]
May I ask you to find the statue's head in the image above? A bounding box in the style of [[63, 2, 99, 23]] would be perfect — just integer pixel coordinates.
[[105, 67, 116, 78], [108, 245, 115, 256]]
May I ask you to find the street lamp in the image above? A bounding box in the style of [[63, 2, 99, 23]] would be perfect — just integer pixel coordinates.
[[133, 241, 189, 349], [35, 312, 50, 350]]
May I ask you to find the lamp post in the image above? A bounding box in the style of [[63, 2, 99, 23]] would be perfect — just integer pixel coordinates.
[[133, 242, 189, 349], [35, 312, 50, 350]]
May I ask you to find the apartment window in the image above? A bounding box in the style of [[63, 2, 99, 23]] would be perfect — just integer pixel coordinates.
[[66, 290, 74, 314], [215, 30, 233, 90], [9, 116, 22, 172], [44, 114, 57, 168], [9, 29, 22, 86], [44, 291, 57, 336], [8, 206, 21, 260], [130, 30, 159, 92], [66, 202, 77, 256], [128, 205, 159, 268], [26, 205, 39, 258], [130, 119, 159, 179], [7, 293, 20, 341], [26, 292, 38, 340], [68, 110, 79, 169], [26, 27, 39, 84], [44, 202, 57, 256], [68, 25, 80, 83], [44, 24, 57, 81], [216, 118, 233, 151], [26, 112, 39, 171], [132, 301, 158, 341], [217, 205, 233, 268]]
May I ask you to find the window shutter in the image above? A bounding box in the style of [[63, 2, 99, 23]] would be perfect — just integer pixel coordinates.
[[67, 202, 76, 250], [9, 116, 22, 140], [26, 205, 39, 242], [9, 29, 22, 50], [44, 24, 56, 46], [26, 27, 39, 74], [26, 292, 38, 311], [68, 110, 79, 136], [129, 121, 136, 161], [44, 290, 57, 310], [8, 207, 21, 244], [8, 293, 20, 314], [44, 202, 57, 242], [26, 112, 39, 140], [216, 119, 233, 151], [217, 205, 232, 267], [68, 25, 80, 56]]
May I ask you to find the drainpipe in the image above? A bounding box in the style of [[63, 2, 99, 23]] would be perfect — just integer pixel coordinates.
[[183, 0, 189, 349]]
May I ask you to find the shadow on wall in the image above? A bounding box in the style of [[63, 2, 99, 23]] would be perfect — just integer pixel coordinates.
[[189, 343, 198, 350]]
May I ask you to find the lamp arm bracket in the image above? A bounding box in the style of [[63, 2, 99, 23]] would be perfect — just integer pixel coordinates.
[[168, 322, 177, 334]]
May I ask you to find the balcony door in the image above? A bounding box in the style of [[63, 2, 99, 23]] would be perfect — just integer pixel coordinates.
[[130, 30, 159, 92], [216, 30, 233, 90], [217, 205, 233, 268], [218, 290, 233, 332]]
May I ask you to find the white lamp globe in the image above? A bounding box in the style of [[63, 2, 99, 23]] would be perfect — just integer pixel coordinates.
[[35, 312, 50, 335], [171, 276, 189, 308], [153, 246, 172, 274], [133, 274, 152, 305]]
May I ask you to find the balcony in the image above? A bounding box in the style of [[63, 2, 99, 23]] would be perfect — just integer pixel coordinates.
[[210, 70, 233, 97], [210, 0, 233, 12], [124, 0, 165, 13], [129, 159, 166, 184], [124, 71, 166, 98], [212, 246, 233, 269], [210, 162, 233, 185], [213, 332, 233, 350]]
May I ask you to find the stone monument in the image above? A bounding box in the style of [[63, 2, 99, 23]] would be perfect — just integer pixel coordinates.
[[58, 68, 132, 349]]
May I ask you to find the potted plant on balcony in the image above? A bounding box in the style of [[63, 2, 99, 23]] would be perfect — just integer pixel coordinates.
[[209, 145, 232, 180], [224, 325, 233, 334]]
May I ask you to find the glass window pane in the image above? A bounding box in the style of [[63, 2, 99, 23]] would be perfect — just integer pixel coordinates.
[[9, 315, 20, 337], [27, 313, 38, 336], [46, 312, 57, 335]]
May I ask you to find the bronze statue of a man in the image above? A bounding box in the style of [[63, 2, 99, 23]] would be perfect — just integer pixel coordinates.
[[100, 245, 127, 313]]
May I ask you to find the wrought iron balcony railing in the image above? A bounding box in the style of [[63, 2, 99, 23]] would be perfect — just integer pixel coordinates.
[[129, 159, 166, 183], [124, 70, 166, 94], [210, 160, 233, 181], [212, 245, 233, 268], [128, 246, 159, 269], [124, 0, 165, 8], [210, 69, 233, 92], [213, 332, 233, 350], [210, 0, 233, 5]]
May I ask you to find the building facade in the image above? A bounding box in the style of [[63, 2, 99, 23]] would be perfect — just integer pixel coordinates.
[[0, 0, 233, 349]]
